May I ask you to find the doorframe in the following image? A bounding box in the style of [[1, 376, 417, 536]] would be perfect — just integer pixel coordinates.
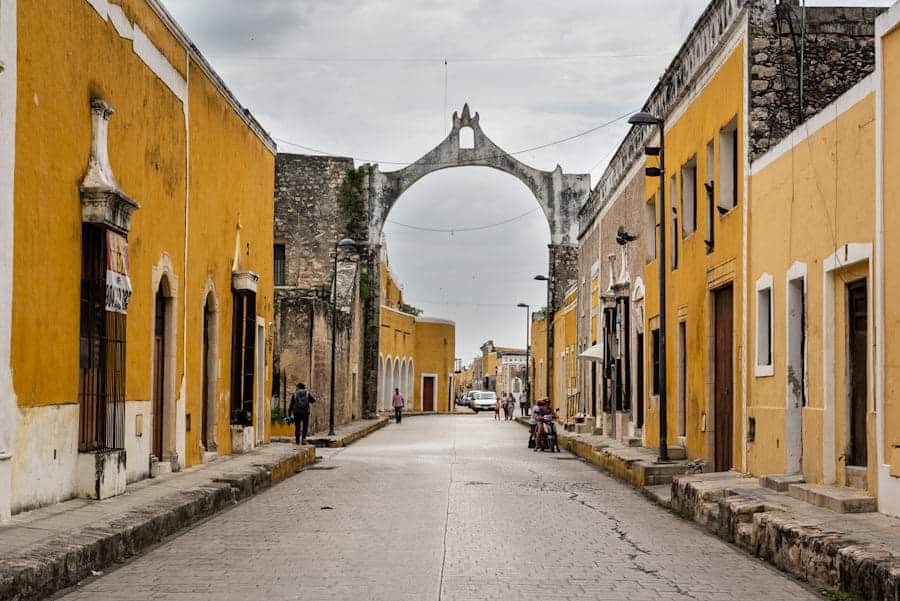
[[255, 317, 266, 444], [420, 373, 437, 412], [822, 243, 872, 485], [200, 284, 219, 453], [150, 256, 179, 468], [785, 261, 807, 475]]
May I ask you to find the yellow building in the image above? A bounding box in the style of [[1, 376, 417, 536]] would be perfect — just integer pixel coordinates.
[[748, 76, 876, 493], [642, 30, 746, 471], [552, 287, 578, 421], [1, 0, 275, 518], [876, 4, 900, 517], [377, 252, 456, 413], [530, 312, 549, 403]]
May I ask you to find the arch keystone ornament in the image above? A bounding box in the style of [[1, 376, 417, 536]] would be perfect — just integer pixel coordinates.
[[366, 104, 590, 245]]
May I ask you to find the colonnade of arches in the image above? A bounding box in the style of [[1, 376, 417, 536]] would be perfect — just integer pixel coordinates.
[[377, 355, 415, 412]]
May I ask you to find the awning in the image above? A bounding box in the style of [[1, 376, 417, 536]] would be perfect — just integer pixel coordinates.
[[578, 343, 604, 361]]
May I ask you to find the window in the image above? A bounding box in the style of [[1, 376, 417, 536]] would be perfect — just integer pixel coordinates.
[[78, 225, 126, 452], [705, 140, 715, 254], [677, 321, 687, 437], [681, 156, 697, 237], [719, 117, 738, 211], [755, 274, 773, 376], [651, 328, 661, 396], [459, 126, 474, 149], [274, 243, 286, 286], [230, 289, 257, 425], [670, 175, 678, 270], [645, 195, 657, 262]]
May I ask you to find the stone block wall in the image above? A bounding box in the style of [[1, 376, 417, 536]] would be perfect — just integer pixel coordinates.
[[748, 1, 883, 160], [275, 154, 356, 288]]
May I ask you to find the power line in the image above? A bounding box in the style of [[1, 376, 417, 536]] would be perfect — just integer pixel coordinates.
[[385, 207, 541, 233], [209, 51, 672, 65], [407, 298, 527, 308], [273, 108, 637, 167]]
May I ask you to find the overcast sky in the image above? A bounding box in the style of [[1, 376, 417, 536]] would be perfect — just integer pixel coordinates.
[[162, 0, 893, 363]]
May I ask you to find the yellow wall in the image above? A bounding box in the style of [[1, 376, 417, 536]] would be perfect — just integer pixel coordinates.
[[642, 42, 745, 466], [414, 320, 456, 412], [380, 260, 404, 309], [748, 90, 875, 486], [11, 0, 274, 477], [881, 20, 900, 489], [531, 314, 549, 401], [552, 288, 577, 420]]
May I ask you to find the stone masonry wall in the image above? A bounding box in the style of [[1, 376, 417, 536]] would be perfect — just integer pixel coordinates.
[[275, 154, 356, 288], [748, 1, 883, 160]]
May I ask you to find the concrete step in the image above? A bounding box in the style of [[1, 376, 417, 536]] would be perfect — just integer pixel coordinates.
[[845, 465, 868, 491], [201, 451, 219, 464], [623, 437, 642, 448], [760, 473, 805, 493], [573, 422, 593, 434], [149, 458, 171, 478], [667, 445, 687, 460], [788, 482, 876, 513]]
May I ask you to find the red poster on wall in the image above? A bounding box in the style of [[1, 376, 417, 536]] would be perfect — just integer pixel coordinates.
[[105, 230, 132, 313]]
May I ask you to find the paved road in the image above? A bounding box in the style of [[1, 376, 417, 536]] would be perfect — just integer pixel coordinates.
[[58, 415, 821, 601]]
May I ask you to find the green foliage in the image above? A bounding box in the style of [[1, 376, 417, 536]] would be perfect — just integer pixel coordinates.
[[822, 591, 864, 601], [337, 167, 366, 241], [399, 302, 423, 317], [271, 405, 287, 423]]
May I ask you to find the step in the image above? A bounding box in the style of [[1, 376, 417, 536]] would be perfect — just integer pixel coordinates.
[[623, 437, 642, 448], [573, 422, 594, 434], [760, 473, 805, 493], [788, 482, 876, 513], [845, 465, 868, 491], [201, 451, 219, 464]]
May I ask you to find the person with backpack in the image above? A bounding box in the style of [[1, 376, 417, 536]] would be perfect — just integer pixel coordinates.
[[288, 382, 316, 445]]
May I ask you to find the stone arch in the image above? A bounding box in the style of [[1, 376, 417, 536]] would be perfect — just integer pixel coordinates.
[[407, 359, 414, 407], [377, 354, 385, 411], [367, 104, 590, 246], [199, 278, 219, 454], [393, 360, 401, 409]]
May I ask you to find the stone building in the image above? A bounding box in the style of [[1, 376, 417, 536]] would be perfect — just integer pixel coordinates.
[[0, 0, 275, 519], [271, 154, 366, 437]]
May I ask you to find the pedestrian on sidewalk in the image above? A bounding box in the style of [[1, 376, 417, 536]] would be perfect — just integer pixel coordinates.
[[392, 388, 405, 423], [289, 382, 316, 445]]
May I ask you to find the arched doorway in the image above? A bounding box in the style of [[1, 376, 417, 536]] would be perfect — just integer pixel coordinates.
[[152, 277, 175, 468]]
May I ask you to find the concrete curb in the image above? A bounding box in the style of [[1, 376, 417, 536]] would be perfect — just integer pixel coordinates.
[[0, 446, 315, 601], [273, 416, 390, 448], [670, 475, 900, 601]]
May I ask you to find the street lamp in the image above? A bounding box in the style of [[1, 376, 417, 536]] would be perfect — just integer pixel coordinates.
[[517, 303, 530, 415], [330, 237, 357, 435], [628, 110, 669, 463]]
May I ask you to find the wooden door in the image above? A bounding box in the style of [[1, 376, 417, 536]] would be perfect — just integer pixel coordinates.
[[847, 280, 868, 467], [714, 285, 734, 472], [201, 305, 211, 450], [152, 287, 166, 459], [423, 376, 435, 412]]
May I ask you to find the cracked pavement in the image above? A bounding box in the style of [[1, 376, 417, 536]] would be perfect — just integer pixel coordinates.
[[56, 415, 822, 601]]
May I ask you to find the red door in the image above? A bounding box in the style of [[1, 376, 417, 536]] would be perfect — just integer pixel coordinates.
[[423, 376, 435, 412]]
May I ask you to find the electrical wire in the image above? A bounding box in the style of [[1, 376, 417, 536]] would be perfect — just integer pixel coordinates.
[[273, 108, 637, 167], [406, 298, 529, 308], [209, 51, 672, 65], [385, 206, 541, 233]]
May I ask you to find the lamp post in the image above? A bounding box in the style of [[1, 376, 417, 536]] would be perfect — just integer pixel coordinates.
[[516, 303, 530, 413], [628, 110, 669, 463], [330, 238, 357, 436], [534, 274, 550, 406]]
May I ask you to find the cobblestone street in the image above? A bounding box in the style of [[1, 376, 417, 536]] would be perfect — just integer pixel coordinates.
[[56, 415, 821, 601]]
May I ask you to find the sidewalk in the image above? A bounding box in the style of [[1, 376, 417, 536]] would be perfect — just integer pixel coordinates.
[[271, 416, 388, 447], [0, 418, 387, 601], [516, 418, 900, 600]]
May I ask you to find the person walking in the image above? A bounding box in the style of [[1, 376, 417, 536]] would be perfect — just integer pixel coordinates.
[[507, 393, 515, 420], [288, 382, 316, 445], [392, 388, 405, 423], [494, 393, 501, 420]]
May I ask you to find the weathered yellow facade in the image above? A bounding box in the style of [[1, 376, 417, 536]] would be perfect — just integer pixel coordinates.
[[747, 81, 876, 492], [642, 41, 746, 469], [530, 313, 549, 402], [552, 288, 578, 420], [377, 259, 455, 412], [6, 0, 275, 515]]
